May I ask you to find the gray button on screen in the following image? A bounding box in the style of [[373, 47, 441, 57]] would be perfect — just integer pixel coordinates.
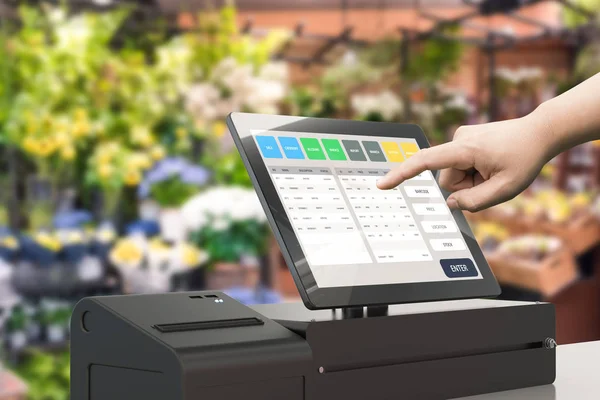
[[342, 140, 367, 161], [362, 141, 387, 162]]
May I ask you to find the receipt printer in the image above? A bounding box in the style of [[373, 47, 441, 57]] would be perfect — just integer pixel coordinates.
[[70, 292, 556, 399]]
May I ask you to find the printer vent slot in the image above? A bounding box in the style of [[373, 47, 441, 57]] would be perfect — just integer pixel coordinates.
[[153, 317, 264, 333]]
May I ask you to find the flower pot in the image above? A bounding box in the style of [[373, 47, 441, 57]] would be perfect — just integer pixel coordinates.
[[8, 331, 27, 350], [46, 324, 66, 343], [159, 208, 187, 243], [62, 244, 88, 264], [206, 262, 258, 290]]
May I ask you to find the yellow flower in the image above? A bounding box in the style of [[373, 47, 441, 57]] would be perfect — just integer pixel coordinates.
[[175, 127, 188, 139], [132, 126, 155, 147], [96, 228, 116, 243], [72, 121, 91, 138], [181, 243, 204, 267], [211, 121, 227, 138], [61, 146, 76, 161], [110, 239, 143, 266], [23, 137, 38, 154], [66, 231, 85, 244], [34, 232, 62, 252], [54, 132, 70, 147], [74, 108, 88, 121], [98, 163, 114, 179], [26, 121, 38, 135], [149, 237, 169, 252], [128, 152, 152, 170], [97, 151, 113, 164], [124, 168, 142, 186], [150, 145, 166, 161], [36, 137, 59, 157], [1, 236, 19, 250], [571, 193, 591, 208]]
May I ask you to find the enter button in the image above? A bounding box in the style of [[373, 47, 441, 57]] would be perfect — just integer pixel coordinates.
[[440, 259, 479, 278]]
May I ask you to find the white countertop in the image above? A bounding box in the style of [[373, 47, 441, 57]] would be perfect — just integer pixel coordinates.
[[455, 341, 600, 400]]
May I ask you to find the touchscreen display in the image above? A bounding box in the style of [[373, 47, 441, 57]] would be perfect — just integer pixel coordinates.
[[253, 130, 482, 288]]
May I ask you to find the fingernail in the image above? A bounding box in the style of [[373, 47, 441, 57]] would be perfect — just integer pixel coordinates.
[[447, 197, 459, 209], [376, 178, 387, 188]]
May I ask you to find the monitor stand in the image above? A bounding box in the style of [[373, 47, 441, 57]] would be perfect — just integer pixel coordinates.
[[339, 305, 389, 319]]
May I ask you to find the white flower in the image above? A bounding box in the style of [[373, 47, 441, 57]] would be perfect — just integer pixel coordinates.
[[181, 186, 267, 231], [351, 91, 403, 121], [445, 93, 475, 114], [259, 62, 289, 83], [185, 83, 221, 121], [55, 15, 92, 51]]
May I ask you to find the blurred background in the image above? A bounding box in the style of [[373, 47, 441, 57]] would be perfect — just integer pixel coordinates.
[[1, 0, 600, 398]]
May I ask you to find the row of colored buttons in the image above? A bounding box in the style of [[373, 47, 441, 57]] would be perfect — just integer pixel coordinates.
[[256, 136, 419, 162]]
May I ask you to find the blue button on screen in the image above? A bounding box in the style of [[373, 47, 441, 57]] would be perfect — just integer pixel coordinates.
[[440, 259, 479, 278], [278, 137, 305, 159], [256, 136, 283, 159]]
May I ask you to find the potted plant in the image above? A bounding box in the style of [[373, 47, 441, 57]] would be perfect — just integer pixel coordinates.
[[5, 305, 28, 351], [41, 300, 71, 344], [183, 186, 270, 289], [138, 157, 210, 243], [19, 231, 62, 266]]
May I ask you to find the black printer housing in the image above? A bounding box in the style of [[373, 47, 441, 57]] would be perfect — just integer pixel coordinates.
[[71, 292, 556, 400]]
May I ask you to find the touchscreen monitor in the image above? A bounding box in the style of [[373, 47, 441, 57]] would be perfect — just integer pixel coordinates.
[[227, 113, 500, 309]]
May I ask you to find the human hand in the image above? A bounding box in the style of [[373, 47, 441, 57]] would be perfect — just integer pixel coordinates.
[[376, 114, 555, 212]]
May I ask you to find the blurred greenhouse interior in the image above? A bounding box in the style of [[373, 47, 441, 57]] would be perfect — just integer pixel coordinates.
[[2, 0, 600, 398]]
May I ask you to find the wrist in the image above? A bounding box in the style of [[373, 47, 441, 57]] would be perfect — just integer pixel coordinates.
[[527, 99, 563, 161]]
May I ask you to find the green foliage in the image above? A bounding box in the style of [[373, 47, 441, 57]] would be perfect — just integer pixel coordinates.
[[188, 5, 289, 78], [14, 351, 70, 400], [6, 305, 28, 332], [40, 306, 72, 326], [575, 41, 600, 80], [406, 29, 463, 83], [190, 219, 270, 264], [564, 0, 600, 28], [287, 87, 342, 118], [209, 151, 253, 188], [150, 176, 200, 208]]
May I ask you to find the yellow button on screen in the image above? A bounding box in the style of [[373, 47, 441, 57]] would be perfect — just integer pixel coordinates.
[[381, 142, 405, 162], [400, 142, 419, 158]]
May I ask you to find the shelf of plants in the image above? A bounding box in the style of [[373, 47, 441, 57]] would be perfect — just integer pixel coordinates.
[[0, 6, 291, 394]]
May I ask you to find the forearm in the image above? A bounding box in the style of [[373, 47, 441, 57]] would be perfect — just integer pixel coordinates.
[[531, 72, 600, 159]]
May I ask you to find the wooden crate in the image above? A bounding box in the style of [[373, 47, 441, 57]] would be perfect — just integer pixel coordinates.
[[540, 213, 600, 255], [486, 248, 578, 298], [477, 209, 533, 236]]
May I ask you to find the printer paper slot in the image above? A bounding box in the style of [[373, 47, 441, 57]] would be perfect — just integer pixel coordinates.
[[153, 317, 264, 333]]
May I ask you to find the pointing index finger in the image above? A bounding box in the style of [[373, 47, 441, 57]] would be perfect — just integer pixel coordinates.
[[376, 142, 472, 189]]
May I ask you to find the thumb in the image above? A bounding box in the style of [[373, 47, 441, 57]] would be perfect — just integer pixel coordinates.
[[447, 176, 512, 213]]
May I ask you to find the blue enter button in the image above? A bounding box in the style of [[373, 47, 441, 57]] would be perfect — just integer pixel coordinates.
[[440, 259, 479, 278]]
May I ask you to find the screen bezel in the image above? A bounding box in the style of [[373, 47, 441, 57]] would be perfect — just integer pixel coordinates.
[[227, 112, 501, 310]]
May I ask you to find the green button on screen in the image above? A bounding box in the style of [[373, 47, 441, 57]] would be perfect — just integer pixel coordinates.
[[321, 139, 347, 161], [300, 138, 326, 160]]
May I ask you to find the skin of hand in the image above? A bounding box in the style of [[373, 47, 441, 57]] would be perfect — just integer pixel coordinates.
[[376, 110, 556, 212]]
